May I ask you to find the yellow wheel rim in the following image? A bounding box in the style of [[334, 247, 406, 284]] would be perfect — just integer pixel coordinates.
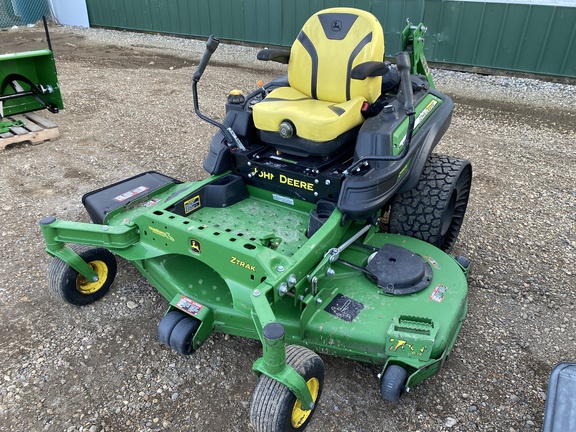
[[76, 260, 108, 295], [291, 377, 320, 428]]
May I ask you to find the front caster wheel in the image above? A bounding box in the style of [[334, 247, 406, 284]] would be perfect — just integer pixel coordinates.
[[169, 316, 201, 355], [47, 245, 117, 306], [380, 364, 408, 402], [157, 310, 188, 346], [250, 345, 324, 432]]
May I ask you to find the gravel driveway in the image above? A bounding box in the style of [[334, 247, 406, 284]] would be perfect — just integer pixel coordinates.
[[0, 25, 575, 432]]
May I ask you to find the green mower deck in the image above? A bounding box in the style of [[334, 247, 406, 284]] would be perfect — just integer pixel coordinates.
[[40, 172, 468, 395]]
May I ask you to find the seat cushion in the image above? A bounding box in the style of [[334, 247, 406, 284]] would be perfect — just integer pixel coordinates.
[[252, 86, 365, 142], [288, 8, 384, 104]]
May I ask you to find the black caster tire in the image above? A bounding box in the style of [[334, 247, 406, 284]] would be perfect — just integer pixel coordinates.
[[455, 255, 472, 273], [380, 364, 408, 402], [169, 317, 201, 355], [157, 310, 189, 346], [389, 154, 472, 252], [250, 345, 324, 432], [47, 245, 117, 306]]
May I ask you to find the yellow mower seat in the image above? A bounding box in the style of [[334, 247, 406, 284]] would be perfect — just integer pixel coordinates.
[[253, 7, 384, 153]]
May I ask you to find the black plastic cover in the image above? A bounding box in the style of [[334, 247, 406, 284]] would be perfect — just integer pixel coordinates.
[[82, 171, 180, 224], [204, 110, 253, 175], [307, 200, 337, 238], [259, 126, 360, 158], [167, 174, 248, 217], [365, 243, 432, 295], [203, 131, 231, 175], [338, 88, 454, 221]]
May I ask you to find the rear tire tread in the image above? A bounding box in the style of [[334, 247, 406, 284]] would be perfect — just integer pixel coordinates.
[[389, 154, 472, 252]]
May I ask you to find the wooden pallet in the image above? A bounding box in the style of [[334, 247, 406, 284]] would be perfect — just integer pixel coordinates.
[[0, 112, 60, 150]]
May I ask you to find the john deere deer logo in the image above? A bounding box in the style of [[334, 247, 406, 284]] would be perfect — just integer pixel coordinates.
[[332, 20, 342, 32], [190, 239, 202, 254]]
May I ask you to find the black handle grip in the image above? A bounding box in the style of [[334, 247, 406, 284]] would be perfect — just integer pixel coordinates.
[[193, 35, 220, 82], [396, 51, 414, 115]]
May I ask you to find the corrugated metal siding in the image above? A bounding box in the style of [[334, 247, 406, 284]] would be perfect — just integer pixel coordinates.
[[85, 0, 576, 78], [425, 1, 576, 76]]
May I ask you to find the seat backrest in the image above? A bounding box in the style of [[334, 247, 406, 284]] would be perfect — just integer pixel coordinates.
[[288, 7, 384, 104]]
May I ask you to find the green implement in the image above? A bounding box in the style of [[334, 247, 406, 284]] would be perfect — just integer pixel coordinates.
[[0, 19, 63, 117]]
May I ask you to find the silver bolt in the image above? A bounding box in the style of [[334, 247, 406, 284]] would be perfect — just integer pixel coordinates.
[[278, 283, 288, 296], [92, 277, 99, 282], [287, 274, 297, 287], [314, 179, 319, 184], [298, 295, 305, 301], [276, 265, 285, 272], [309, 402, 315, 410], [316, 298, 322, 304], [102, 226, 109, 231], [325, 179, 331, 186], [247, 173, 252, 178], [247, 162, 252, 166], [253, 289, 261, 297], [326, 268, 335, 276], [313, 192, 318, 197]]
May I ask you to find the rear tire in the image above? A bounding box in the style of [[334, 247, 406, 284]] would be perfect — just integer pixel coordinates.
[[250, 345, 324, 432], [389, 154, 472, 252], [47, 245, 117, 306]]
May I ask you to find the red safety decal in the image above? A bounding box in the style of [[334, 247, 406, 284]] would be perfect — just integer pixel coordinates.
[[430, 285, 448, 303], [176, 296, 203, 316]]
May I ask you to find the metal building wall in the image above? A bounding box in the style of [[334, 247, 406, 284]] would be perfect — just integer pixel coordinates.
[[425, 0, 576, 77], [85, 0, 576, 78]]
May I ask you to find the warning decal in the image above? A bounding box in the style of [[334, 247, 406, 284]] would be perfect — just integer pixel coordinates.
[[176, 296, 203, 316], [184, 195, 201, 214], [430, 285, 448, 303], [325, 294, 364, 323], [113, 186, 149, 202]]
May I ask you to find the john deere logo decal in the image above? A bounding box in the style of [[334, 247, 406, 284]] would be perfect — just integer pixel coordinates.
[[332, 20, 342, 31], [190, 239, 202, 254]]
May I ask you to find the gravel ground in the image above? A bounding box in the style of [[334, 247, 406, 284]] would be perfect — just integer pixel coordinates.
[[0, 24, 575, 432]]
